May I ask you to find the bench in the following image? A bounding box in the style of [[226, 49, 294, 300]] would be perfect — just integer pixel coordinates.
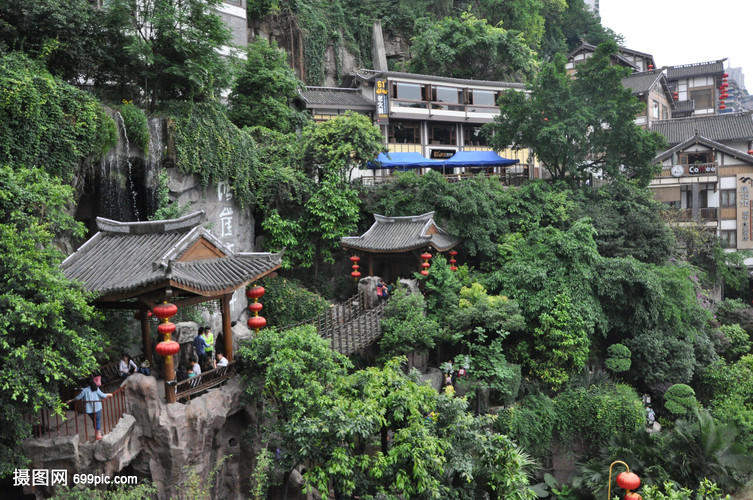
[[174, 361, 236, 403]]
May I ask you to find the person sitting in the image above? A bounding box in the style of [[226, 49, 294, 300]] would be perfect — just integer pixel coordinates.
[[72, 378, 111, 440], [176, 365, 189, 382], [189, 358, 202, 387], [215, 352, 228, 368], [377, 281, 389, 301], [119, 354, 138, 379]]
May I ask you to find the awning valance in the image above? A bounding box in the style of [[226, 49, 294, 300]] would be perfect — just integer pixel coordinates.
[[368, 151, 520, 170]]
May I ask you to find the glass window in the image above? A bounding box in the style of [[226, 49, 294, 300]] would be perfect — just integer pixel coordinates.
[[680, 152, 713, 164], [395, 83, 421, 101], [471, 90, 495, 106], [721, 230, 736, 247], [720, 190, 736, 207], [388, 121, 421, 144], [464, 125, 487, 146], [652, 101, 659, 119], [689, 88, 713, 109], [435, 86, 459, 104], [429, 124, 456, 145]]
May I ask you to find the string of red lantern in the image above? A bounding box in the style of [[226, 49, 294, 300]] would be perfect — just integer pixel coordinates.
[[350, 255, 361, 281], [448, 250, 458, 271], [246, 285, 267, 332], [154, 301, 180, 357], [420, 252, 432, 276]]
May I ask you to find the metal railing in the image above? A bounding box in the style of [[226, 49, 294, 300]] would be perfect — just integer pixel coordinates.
[[25, 386, 127, 441], [664, 207, 719, 221], [174, 361, 237, 404]]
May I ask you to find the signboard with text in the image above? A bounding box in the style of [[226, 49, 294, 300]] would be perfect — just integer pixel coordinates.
[[376, 79, 389, 124], [737, 174, 753, 248]]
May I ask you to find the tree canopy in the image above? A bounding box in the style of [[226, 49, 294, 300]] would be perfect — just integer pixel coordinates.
[[487, 42, 666, 186]]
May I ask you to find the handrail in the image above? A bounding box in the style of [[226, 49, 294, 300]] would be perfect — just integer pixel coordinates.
[[25, 385, 127, 441], [174, 361, 237, 403]]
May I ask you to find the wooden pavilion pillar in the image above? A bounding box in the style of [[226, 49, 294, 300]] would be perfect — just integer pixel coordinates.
[[139, 304, 153, 367], [222, 292, 233, 362]]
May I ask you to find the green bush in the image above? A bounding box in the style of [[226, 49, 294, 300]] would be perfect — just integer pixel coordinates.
[[115, 100, 150, 153], [718, 324, 751, 360], [256, 277, 328, 328], [664, 384, 697, 417], [495, 394, 556, 461], [605, 343, 631, 372], [379, 286, 439, 363], [554, 383, 644, 449]]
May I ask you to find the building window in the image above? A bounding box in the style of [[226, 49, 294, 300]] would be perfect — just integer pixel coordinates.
[[679, 151, 713, 164], [661, 105, 669, 120], [391, 82, 427, 108], [428, 124, 456, 145], [721, 230, 737, 248], [652, 101, 659, 119], [464, 125, 487, 146], [689, 88, 713, 109], [430, 86, 464, 111], [467, 90, 498, 112], [388, 121, 421, 144], [720, 190, 736, 207]]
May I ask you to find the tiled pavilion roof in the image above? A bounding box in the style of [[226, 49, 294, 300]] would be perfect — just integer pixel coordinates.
[[62, 212, 282, 300], [650, 112, 753, 145], [341, 212, 460, 253], [666, 60, 725, 80], [299, 87, 375, 110], [621, 69, 665, 95]]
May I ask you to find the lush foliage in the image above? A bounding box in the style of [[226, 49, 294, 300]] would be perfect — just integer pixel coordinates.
[[409, 11, 537, 81], [256, 277, 329, 328], [115, 100, 149, 153], [0, 166, 104, 477], [702, 356, 753, 453], [487, 42, 666, 186], [378, 286, 440, 363], [103, 0, 233, 110], [240, 328, 538, 498], [605, 343, 631, 373], [663, 384, 697, 417], [228, 39, 307, 133], [0, 52, 117, 182], [168, 102, 260, 207]]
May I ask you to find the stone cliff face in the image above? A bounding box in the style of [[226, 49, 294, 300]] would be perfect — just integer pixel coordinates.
[[23, 375, 256, 499]]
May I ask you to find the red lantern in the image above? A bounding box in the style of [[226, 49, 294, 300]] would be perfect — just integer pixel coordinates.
[[747, 150, 753, 155], [720, 104, 727, 110], [248, 302, 263, 313], [422, 262, 430, 269], [157, 322, 176, 335], [420, 270, 429, 276], [420, 253, 432, 260], [721, 82, 729, 88], [153, 302, 177, 319], [351, 270, 362, 278], [247, 316, 267, 330], [721, 93, 729, 99], [350, 255, 361, 280], [419, 252, 432, 276], [246, 285, 265, 300], [155, 340, 180, 357], [723, 72, 729, 78], [648, 64, 654, 70], [350, 255, 361, 263], [616, 472, 641, 491], [624, 493, 642, 500]]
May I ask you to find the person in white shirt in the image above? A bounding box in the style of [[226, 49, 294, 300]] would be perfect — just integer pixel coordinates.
[[215, 352, 228, 368], [119, 354, 138, 379]]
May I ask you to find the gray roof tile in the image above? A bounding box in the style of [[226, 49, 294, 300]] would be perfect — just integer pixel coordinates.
[[300, 87, 375, 109], [62, 212, 282, 298], [621, 69, 664, 95], [341, 212, 460, 253], [650, 112, 753, 145], [354, 69, 525, 89], [667, 60, 725, 80]]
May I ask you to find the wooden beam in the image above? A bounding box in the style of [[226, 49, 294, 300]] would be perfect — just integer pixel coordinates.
[[140, 304, 153, 367], [222, 293, 234, 362]]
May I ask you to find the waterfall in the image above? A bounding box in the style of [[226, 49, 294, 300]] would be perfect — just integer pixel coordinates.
[[115, 111, 140, 221]]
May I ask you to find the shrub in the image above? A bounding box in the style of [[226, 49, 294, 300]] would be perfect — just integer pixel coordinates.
[[115, 100, 149, 153], [718, 324, 751, 360], [605, 343, 631, 372], [257, 277, 328, 328], [495, 394, 556, 461], [664, 384, 697, 417]]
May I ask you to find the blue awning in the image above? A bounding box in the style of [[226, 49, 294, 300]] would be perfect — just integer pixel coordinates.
[[442, 150, 520, 167], [367, 152, 435, 170], [368, 151, 519, 170]]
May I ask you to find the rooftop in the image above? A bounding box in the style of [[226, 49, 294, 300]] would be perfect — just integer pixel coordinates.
[[351, 69, 526, 90], [666, 59, 726, 80], [650, 112, 753, 145], [299, 87, 375, 109], [341, 212, 460, 253]]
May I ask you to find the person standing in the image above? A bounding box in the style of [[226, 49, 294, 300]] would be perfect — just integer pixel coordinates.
[[193, 329, 210, 366], [72, 378, 111, 440], [204, 326, 215, 359]]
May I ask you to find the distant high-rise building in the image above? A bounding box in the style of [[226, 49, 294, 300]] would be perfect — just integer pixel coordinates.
[[584, 0, 600, 15]]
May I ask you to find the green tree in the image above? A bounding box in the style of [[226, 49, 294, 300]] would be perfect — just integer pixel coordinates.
[[487, 42, 666, 186], [0, 52, 117, 181], [378, 286, 439, 365], [0, 166, 104, 477], [228, 39, 307, 133], [604, 343, 631, 373], [0, 0, 104, 81], [664, 384, 697, 417], [104, 0, 233, 110], [702, 355, 753, 453], [409, 10, 537, 81]]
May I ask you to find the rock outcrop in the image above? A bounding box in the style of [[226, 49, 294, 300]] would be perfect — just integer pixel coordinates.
[[23, 375, 254, 499]]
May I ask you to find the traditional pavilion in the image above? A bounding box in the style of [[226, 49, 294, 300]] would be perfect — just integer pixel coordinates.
[[61, 211, 282, 402], [341, 212, 461, 281]]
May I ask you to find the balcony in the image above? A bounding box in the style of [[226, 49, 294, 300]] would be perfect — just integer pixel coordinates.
[[663, 207, 718, 222]]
